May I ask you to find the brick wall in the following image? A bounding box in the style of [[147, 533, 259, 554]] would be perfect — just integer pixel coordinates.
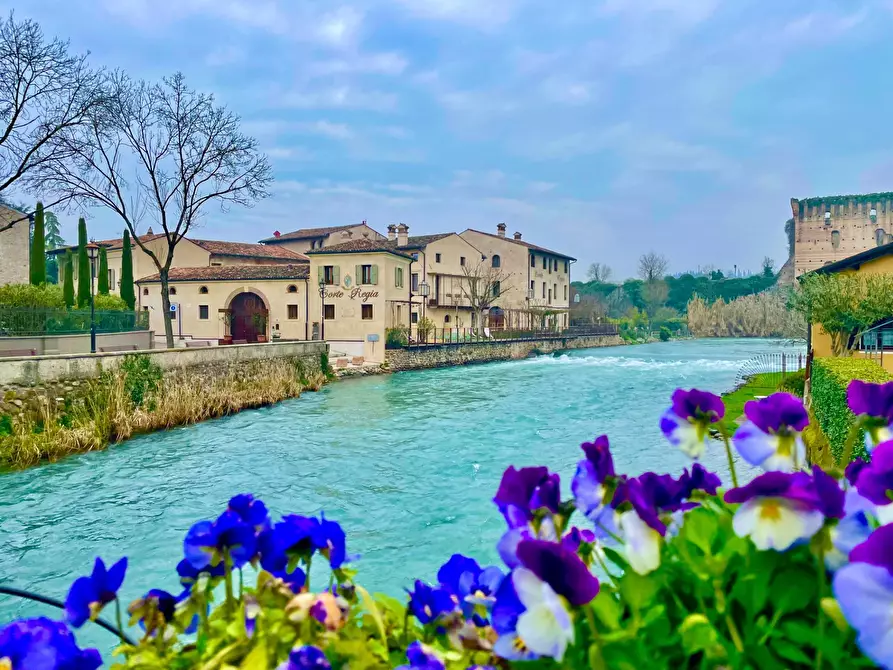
[[384, 334, 623, 372], [0, 208, 29, 286]]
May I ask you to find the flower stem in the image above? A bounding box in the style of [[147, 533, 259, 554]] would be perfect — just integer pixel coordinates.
[[114, 598, 127, 645], [815, 549, 827, 670], [223, 551, 235, 613], [719, 427, 739, 488], [305, 555, 312, 593]]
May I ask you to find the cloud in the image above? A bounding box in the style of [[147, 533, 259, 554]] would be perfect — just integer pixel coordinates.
[[392, 0, 520, 28], [306, 52, 408, 77], [205, 45, 246, 66], [298, 120, 354, 140], [278, 86, 398, 111]]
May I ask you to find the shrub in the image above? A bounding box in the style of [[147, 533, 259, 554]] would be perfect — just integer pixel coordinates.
[[119, 354, 163, 409], [0, 283, 65, 308], [777, 369, 806, 397], [810, 357, 892, 461], [93, 294, 129, 312], [385, 326, 408, 348], [659, 326, 671, 341]]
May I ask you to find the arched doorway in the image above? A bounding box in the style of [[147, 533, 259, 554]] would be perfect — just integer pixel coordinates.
[[488, 307, 505, 330], [229, 292, 269, 343]]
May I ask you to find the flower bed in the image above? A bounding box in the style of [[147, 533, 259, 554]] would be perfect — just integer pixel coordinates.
[[3, 383, 893, 668]]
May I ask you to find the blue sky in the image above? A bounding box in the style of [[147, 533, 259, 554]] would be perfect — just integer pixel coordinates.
[[9, 0, 893, 278]]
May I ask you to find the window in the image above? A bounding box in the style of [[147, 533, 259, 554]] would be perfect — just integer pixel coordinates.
[[444, 314, 451, 324], [542, 258, 547, 270], [548, 288, 552, 303], [199, 305, 209, 320], [287, 304, 299, 320], [491, 254, 501, 268], [493, 281, 501, 297], [548, 259, 552, 274], [411, 252, 419, 261], [460, 256, 466, 267], [287, 285, 297, 294], [553, 283, 557, 299], [411, 273, 419, 292], [142, 287, 149, 296], [324, 265, 335, 285], [411, 312, 419, 324], [211, 262, 222, 267], [542, 282, 546, 298], [169, 287, 177, 295], [360, 264, 374, 284], [831, 230, 841, 250], [143, 306, 149, 312], [199, 285, 209, 294], [564, 285, 568, 300], [530, 280, 534, 292], [109, 269, 115, 288], [324, 304, 335, 320], [395, 267, 404, 288], [435, 253, 442, 263], [362, 304, 373, 320], [530, 255, 536, 268], [564, 261, 569, 273]]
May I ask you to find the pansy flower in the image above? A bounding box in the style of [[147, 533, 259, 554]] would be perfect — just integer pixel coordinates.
[[660, 388, 724, 458], [833, 524, 893, 668], [128, 588, 177, 637], [65, 556, 128, 628], [493, 466, 561, 528], [227, 494, 269, 531], [516, 539, 600, 606], [396, 641, 445, 670], [0, 617, 102, 670], [436, 554, 503, 620], [184, 510, 258, 570], [406, 580, 457, 625], [310, 514, 349, 569], [732, 393, 808, 472], [491, 576, 537, 661], [826, 490, 876, 571], [724, 471, 825, 551], [278, 645, 332, 670], [259, 515, 320, 573], [847, 380, 893, 452], [854, 440, 893, 506], [571, 436, 618, 528]]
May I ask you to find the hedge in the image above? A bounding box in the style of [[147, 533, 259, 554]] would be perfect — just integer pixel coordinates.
[[810, 357, 893, 461]]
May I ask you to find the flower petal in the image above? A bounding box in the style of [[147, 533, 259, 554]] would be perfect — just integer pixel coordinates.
[[834, 562, 893, 669], [732, 422, 778, 468], [660, 409, 706, 458], [617, 510, 662, 575], [732, 498, 823, 551]]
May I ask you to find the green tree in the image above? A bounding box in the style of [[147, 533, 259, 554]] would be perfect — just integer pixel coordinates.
[[43, 211, 65, 284], [62, 250, 75, 308], [120, 229, 136, 310], [97, 246, 109, 295], [29, 202, 46, 285], [791, 273, 893, 356], [76, 217, 90, 308]]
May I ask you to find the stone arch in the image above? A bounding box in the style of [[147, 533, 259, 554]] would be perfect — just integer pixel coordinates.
[[225, 288, 271, 343]]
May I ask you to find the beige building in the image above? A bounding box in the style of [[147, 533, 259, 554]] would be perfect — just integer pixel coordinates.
[[790, 193, 893, 276], [0, 205, 29, 286], [259, 222, 385, 255]]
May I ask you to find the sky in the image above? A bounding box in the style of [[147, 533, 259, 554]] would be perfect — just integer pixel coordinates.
[[8, 0, 893, 278]]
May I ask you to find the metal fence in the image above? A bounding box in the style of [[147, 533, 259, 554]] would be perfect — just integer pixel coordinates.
[[860, 319, 893, 369], [387, 324, 619, 349], [0, 307, 149, 336], [733, 351, 807, 390]]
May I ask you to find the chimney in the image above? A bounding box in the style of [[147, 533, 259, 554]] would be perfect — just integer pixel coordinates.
[[513, 232, 522, 241], [273, 230, 281, 238], [496, 222, 506, 238], [397, 223, 409, 247], [147, 226, 153, 235], [387, 224, 397, 241]]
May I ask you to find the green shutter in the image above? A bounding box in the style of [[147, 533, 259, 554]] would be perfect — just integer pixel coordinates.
[[355, 265, 362, 284], [333, 265, 340, 285], [371, 264, 379, 285], [318, 265, 324, 284]]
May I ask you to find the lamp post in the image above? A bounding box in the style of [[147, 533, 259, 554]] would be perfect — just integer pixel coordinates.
[[86, 243, 99, 353], [318, 279, 327, 341]]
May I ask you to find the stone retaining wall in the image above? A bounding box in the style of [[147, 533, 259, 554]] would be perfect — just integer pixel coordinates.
[[383, 335, 624, 372], [0, 330, 153, 356]]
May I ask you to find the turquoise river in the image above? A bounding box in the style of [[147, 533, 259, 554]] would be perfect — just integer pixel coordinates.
[[0, 338, 802, 654]]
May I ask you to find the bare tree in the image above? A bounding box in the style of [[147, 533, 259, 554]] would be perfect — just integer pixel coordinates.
[[459, 258, 515, 333], [638, 251, 669, 282], [586, 262, 612, 283], [33, 72, 273, 347], [0, 13, 104, 231]]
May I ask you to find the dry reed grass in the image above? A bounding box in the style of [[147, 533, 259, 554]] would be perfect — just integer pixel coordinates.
[[686, 292, 806, 339], [0, 357, 326, 470]]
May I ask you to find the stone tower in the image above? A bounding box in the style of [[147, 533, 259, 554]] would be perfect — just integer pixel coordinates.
[[790, 192, 893, 277]]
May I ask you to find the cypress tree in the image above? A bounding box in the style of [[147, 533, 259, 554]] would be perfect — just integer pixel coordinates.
[[29, 202, 46, 285], [63, 251, 75, 308], [76, 218, 90, 308], [120, 230, 136, 310], [98, 246, 109, 295]]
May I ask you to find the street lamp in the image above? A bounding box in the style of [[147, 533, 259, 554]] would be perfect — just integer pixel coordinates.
[[86, 243, 99, 353], [318, 278, 327, 341]]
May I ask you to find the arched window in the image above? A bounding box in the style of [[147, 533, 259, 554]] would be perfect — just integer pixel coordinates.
[[831, 230, 840, 250], [142, 287, 149, 296], [491, 254, 501, 268], [287, 284, 298, 293], [169, 287, 177, 296], [444, 314, 451, 324], [493, 281, 501, 297], [199, 286, 209, 294]]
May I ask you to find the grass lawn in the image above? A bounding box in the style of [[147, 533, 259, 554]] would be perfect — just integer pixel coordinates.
[[718, 372, 786, 434]]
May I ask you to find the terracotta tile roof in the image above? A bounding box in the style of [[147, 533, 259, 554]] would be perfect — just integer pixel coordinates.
[[136, 264, 311, 283], [259, 224, 375, 243], [306, 237, 414, 259], [385, 233, 454, 250], [48, 233, 166, 255], [190, 239, 308, 261], [463, 229, 576, 261]]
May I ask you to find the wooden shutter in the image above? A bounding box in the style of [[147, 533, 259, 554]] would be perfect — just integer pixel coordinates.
[[333, 266, 340, 285], [371, 265, 379, 285], [355, 265, 362, 284], [317, 266, 325, 284]]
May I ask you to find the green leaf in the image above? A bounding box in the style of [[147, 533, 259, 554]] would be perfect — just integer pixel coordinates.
[[603, 546, 629, 571], [771, 569, 815, 614], [591, 592, 623, 630], [355, 585, 388, 657], [239, 645, 268, 670], [679, 613, 719, 656], [619, 570, 660, 611], [770, 638, 813, 665], [679, 507, 718, 555]]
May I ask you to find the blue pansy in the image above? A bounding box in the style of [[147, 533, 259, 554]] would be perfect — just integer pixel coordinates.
[[396, 641, 445, 670], [827, 490, 876, 571], [571, 436, 616, 527], [183, 510, 258, 570], [259, 515, 319, 573], [491, 574, 537, 661], [406, 580, 457, 625], [228, 494, 269, 530], [0, 617, 102, 670], [311, 514, 348, 569], [65, 556, 128, 628], [436, 554, 503, 620], [278, 645, 332, 670]]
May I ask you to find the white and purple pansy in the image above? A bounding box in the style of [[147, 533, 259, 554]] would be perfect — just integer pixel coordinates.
[[659, 388, 724, 458], [732, 393, 808, 472], [847, 380, 893, 453], [724, 470, 835, 551], [436, 554, 504, 622], [833, 524, 893, 669], [826, 490, 877, 571]]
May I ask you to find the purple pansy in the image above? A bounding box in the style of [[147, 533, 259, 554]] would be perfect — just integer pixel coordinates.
[[406, 580, 457, 625], [436, 554, 503, 620], [493, 467, 561, 528], [396, 641, 446, 670], [811, 465, 846, 519], [732, 393, 808, 472], [561, 527, 596, 552], [847, 380, 893, 452], [571, 436, 616, 525], [833, 525, 893, 668], [278, 645, 332, 670], [855, 440, 893, 505], [724, 471, 825, 551], [64, 557, 128, 628], [827, 490, 877, 571], [259, 515, 320, 573], [515, 539, 599, 606], [0, 617, 102, 670], [846, 458, 869, 486], [184, 511, 258, 570], [678, 463, 722, 497], [660, 389, 724, 458]]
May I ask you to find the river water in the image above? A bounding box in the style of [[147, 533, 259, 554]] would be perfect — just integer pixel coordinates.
[[0, 338, 802, 649]]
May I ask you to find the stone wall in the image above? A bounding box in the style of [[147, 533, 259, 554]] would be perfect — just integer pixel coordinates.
[[0, 340, 327, 419], [0, 330, 153, 356], [0, 207, 29, 286], [384, 335, 623, 372]]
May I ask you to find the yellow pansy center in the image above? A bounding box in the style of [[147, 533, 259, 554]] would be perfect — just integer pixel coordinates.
[[759, 500, 782, 522]]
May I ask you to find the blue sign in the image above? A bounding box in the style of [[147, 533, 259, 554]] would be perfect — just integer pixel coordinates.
[[367, 334, 380, 342], [169, 304, 177, 312]]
